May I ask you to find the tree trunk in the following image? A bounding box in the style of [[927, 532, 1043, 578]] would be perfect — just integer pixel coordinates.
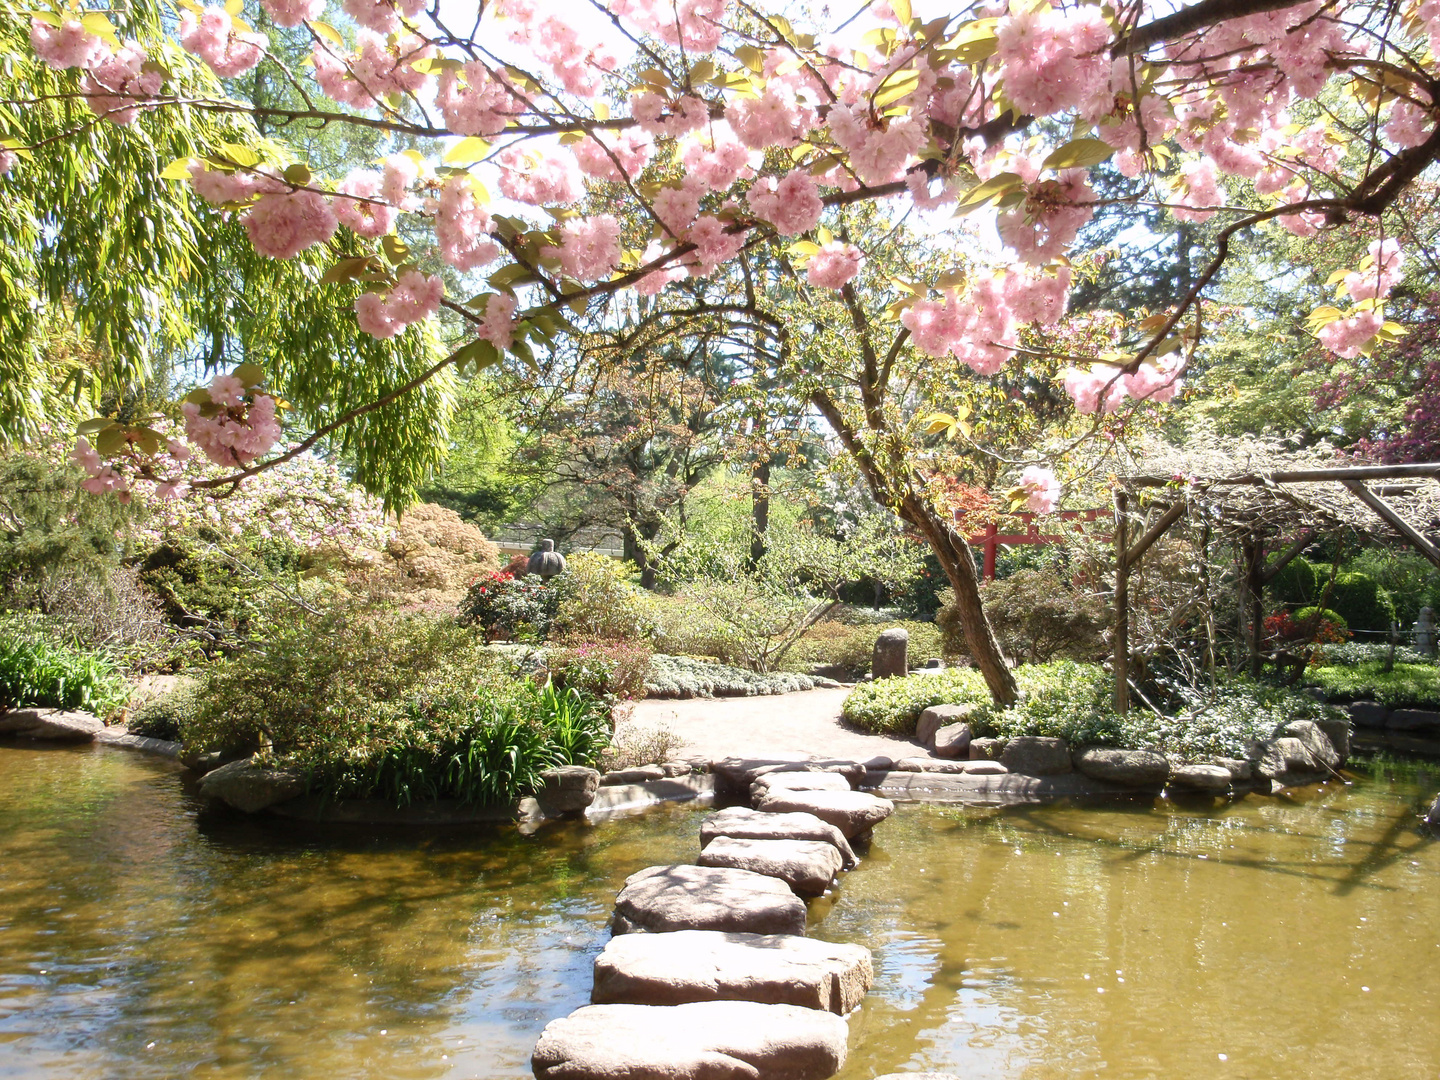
[[749, 458, 770, 568], [900, 493, 1018, 705]]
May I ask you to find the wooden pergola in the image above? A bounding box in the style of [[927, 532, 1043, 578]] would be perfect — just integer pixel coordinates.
[[1111, 460, 1440, 713]]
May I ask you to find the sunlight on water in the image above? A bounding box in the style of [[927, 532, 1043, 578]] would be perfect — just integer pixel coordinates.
[[1, 743, 1436, 1079]]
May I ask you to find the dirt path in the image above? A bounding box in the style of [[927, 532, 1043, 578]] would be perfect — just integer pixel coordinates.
[[627, 687, 921, 764]]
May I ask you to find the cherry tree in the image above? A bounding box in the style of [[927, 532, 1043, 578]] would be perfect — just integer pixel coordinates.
[[8, 0, 1440, 700]]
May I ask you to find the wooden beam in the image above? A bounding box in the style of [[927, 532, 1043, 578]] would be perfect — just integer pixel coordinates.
[[1123, 501, 1188, 570], [1126, 461, 1440, 487], [1114, 491, 1130, 715], [1341, 480, 1440, 570], [1259, 529, 1315, 586]]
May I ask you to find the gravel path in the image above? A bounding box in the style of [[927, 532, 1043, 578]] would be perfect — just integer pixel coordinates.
[[627, 688, 922, 764]]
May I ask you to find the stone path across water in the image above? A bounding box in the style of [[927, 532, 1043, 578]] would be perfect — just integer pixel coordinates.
[[529, 757, 909, 1080]]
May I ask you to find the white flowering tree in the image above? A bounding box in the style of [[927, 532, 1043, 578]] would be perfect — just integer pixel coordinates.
[[7, 0, 1440, 700]]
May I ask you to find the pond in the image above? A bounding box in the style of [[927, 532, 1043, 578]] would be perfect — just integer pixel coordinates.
[[1, 743, 1437, 1079]]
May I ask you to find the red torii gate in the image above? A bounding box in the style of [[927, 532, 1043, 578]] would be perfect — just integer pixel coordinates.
[[962, 508, 1107, 581]]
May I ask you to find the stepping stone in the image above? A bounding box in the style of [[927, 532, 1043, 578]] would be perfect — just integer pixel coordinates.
[[1169, 763, 1232, 791], [0, 707, 102, 742], [532, 1000, 848, 1080], [754, 790, 894, 840], [891, 758, 1009, 776], [700, 807, 858, 869], [613, 865, 807, 937], [711, 757, 866, 799], [750, 771, 853, 803], [699, 837, 843, 897], [592, 930, 872, 1013]]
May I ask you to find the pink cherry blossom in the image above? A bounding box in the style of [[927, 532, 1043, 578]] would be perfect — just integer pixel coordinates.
[[1386, 93, 1435, 149], [995, 4, 1112, 119], [1019, 466, 1061, 515], [0, 150, 15, 176], [746, 170, 823, 236], [573, 128, 655, 181], [259, 0, 324, 26], [313, 30, 431, 109], [1318, 309, 1385, 359], [686, 215, 748, 276], [209, 373, 247, 407], [437, 62, 527, 137], [653, 178, 705, 234], [70, 437, 103, 474], [477, 293, 517, 350], [806, 242, 863, 290], [243, 189, 338, 258], [436, 174, 500, 271], [826, 102, 923, 185], [334, 169, 398, 238], [29, 18, 105, 70], [1063, 366, 1128, 414], [1123, 359, 1184, 403], [495, 146, 582, 205], [355, 270, 444, 339], [727, 84, 817, 149], [1172, 158, 1222, 222], [81, 40, 164, 125], [632, 242, 685, 296], [680, 124, 756, 192], [1343, 238, 1405, 302], [179, 8, 267, 79], [547, 214, 623, 282]]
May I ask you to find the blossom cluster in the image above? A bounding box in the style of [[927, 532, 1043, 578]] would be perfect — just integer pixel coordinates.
[[30, 17, 163, 125], [355, 270, 444, 338], [182, 376, 283, 467], [1062, 358, 1185, 415]]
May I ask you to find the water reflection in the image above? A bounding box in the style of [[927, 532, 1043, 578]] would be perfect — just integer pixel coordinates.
[[1, 745, 1436, 1080]]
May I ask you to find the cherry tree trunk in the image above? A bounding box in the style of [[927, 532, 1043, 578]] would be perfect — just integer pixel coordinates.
[[900, 494, 1018, 705]]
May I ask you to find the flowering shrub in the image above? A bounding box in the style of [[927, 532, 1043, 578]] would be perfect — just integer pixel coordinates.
[[547, 640, 652, 701], [1265, 608, 1349, 646], [456, 570, 558, 642]]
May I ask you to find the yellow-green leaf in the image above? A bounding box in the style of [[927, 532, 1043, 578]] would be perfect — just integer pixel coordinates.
[[214, 142, 260, 168], [1041, 137, 1115, 171], [159, 156, 195, 181], [232, 361, 265, 388], [873, 67, 921, 109], [734, 45, 766, 73], [225, 0, 244, 16], [283, 162, 311, 186], [443, 136, 490, 164], [311, 21, 345, 47], [955, 171, 1023, 211], [381, 234, 410, 265]]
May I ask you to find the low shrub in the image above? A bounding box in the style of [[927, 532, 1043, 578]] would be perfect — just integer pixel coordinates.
[[1314, 641, 1428, 666], [843, 659, 1341, 761], [1270, 557, 1320, 606], [1303, 661, 1440, 707], [547, 640, 652, 700], [777, 619, 946, 677], [1270, 607, 1349, 644], [645, 654, 821, 698], [599, 715, 683, 772], [127, 679, 203, 741], [183, 602, 612, 805], [937, 571, 1108, 664], [551, 554, 657, 642], [456, 570, 558, 642], [0, 615, 129, 717]]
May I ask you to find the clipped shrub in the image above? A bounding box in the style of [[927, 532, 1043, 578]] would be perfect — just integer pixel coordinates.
[[547, 640, 653, 700], [841, 667, 989, 734], [386, 502, 500, 598], [645, 654, 821, 698], [1292, 606, 1349, 638], [937, 570, 1108, 663], [1328, 571, 1397, 633], [457, 571, 559, 642], [0, 615, 129, 717], [1270, 557, 1319, 606], [127, 679, 203, 741], [551, 553, 657, 642]]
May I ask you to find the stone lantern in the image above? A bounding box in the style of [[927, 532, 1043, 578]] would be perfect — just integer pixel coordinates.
[[528, 538, 567, 579]]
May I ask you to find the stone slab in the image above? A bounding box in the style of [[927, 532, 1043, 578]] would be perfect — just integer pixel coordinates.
[[613, 865, 807, 937], [749, 771, 853, 804], [711, 757, 868, 800], [1388, 709, 1440, 733], [1000, 736, 1072, 776], [1348, 701, 1390, 729], [871, 770, 1142, 807], [531, 1001, 848, 1080], [0, 707, 103, 742], [196, 757, 307, 813], [931, 723, 972, 759], [700, 807, 857, 869], [1072, 747, 1169, 787], [1168, 764, 1233, 791], [603, 766, 667, 785], [752, 790, 894, 840], [916, 704, 974, 747], [592, 930, 872, 1014], [95, 727, 182, 758], [699, 836, 843, 897], [887, 758, 1009, 776]]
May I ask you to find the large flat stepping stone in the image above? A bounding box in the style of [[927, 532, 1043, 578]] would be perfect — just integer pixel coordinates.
[[0, 707, 102, 742], [592, 930, 872, 1013], [749, 771, 853, 803], [699, 837, 843, 897], [532, 1001, 848, 1080], [613, 865, 807, 937], [754, 790, 893, 840], [711, 757, 870, 799], [701, 808, 857, 869], [891, 758, 1008, 775]]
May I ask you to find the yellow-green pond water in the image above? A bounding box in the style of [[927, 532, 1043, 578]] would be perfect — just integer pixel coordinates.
[[1, 743, 1437, 1079]]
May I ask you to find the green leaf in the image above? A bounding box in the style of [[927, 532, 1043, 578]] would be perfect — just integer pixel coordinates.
[[1041, 137, 1115, 171], [311, 21, 346, 47], [159, 156, 195, 181], [942, 18, 1000, 64], [214, 142, 260, 168], [955, 171, 1023, 211], [182, 388, 214, 407], [232, 361, 265, 388], [381, 234, 411, 265], [873, 67, 921, 109], [94, 427, 127, 455], [320, 256, 375, 285], [283, 162, 312, 186], [733, 45, 766, 73], [76, 418, 116, 435], [447, 338, 500, 374], [443, 136, 491, 165], [79, 13, 122, 50], [890, 0, 912, 25]]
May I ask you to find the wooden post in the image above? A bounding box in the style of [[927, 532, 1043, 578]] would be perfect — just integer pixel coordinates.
[[1243, 535, 1265, 678], [1114, 491, 1129, 715]]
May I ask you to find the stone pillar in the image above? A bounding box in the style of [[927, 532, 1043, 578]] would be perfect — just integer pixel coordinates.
[[872, 628, 909, 680], [1416, 607, 1435, 657]]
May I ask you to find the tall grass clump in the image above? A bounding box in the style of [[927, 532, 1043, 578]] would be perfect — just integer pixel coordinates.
[[0, 614, 129, 717]]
